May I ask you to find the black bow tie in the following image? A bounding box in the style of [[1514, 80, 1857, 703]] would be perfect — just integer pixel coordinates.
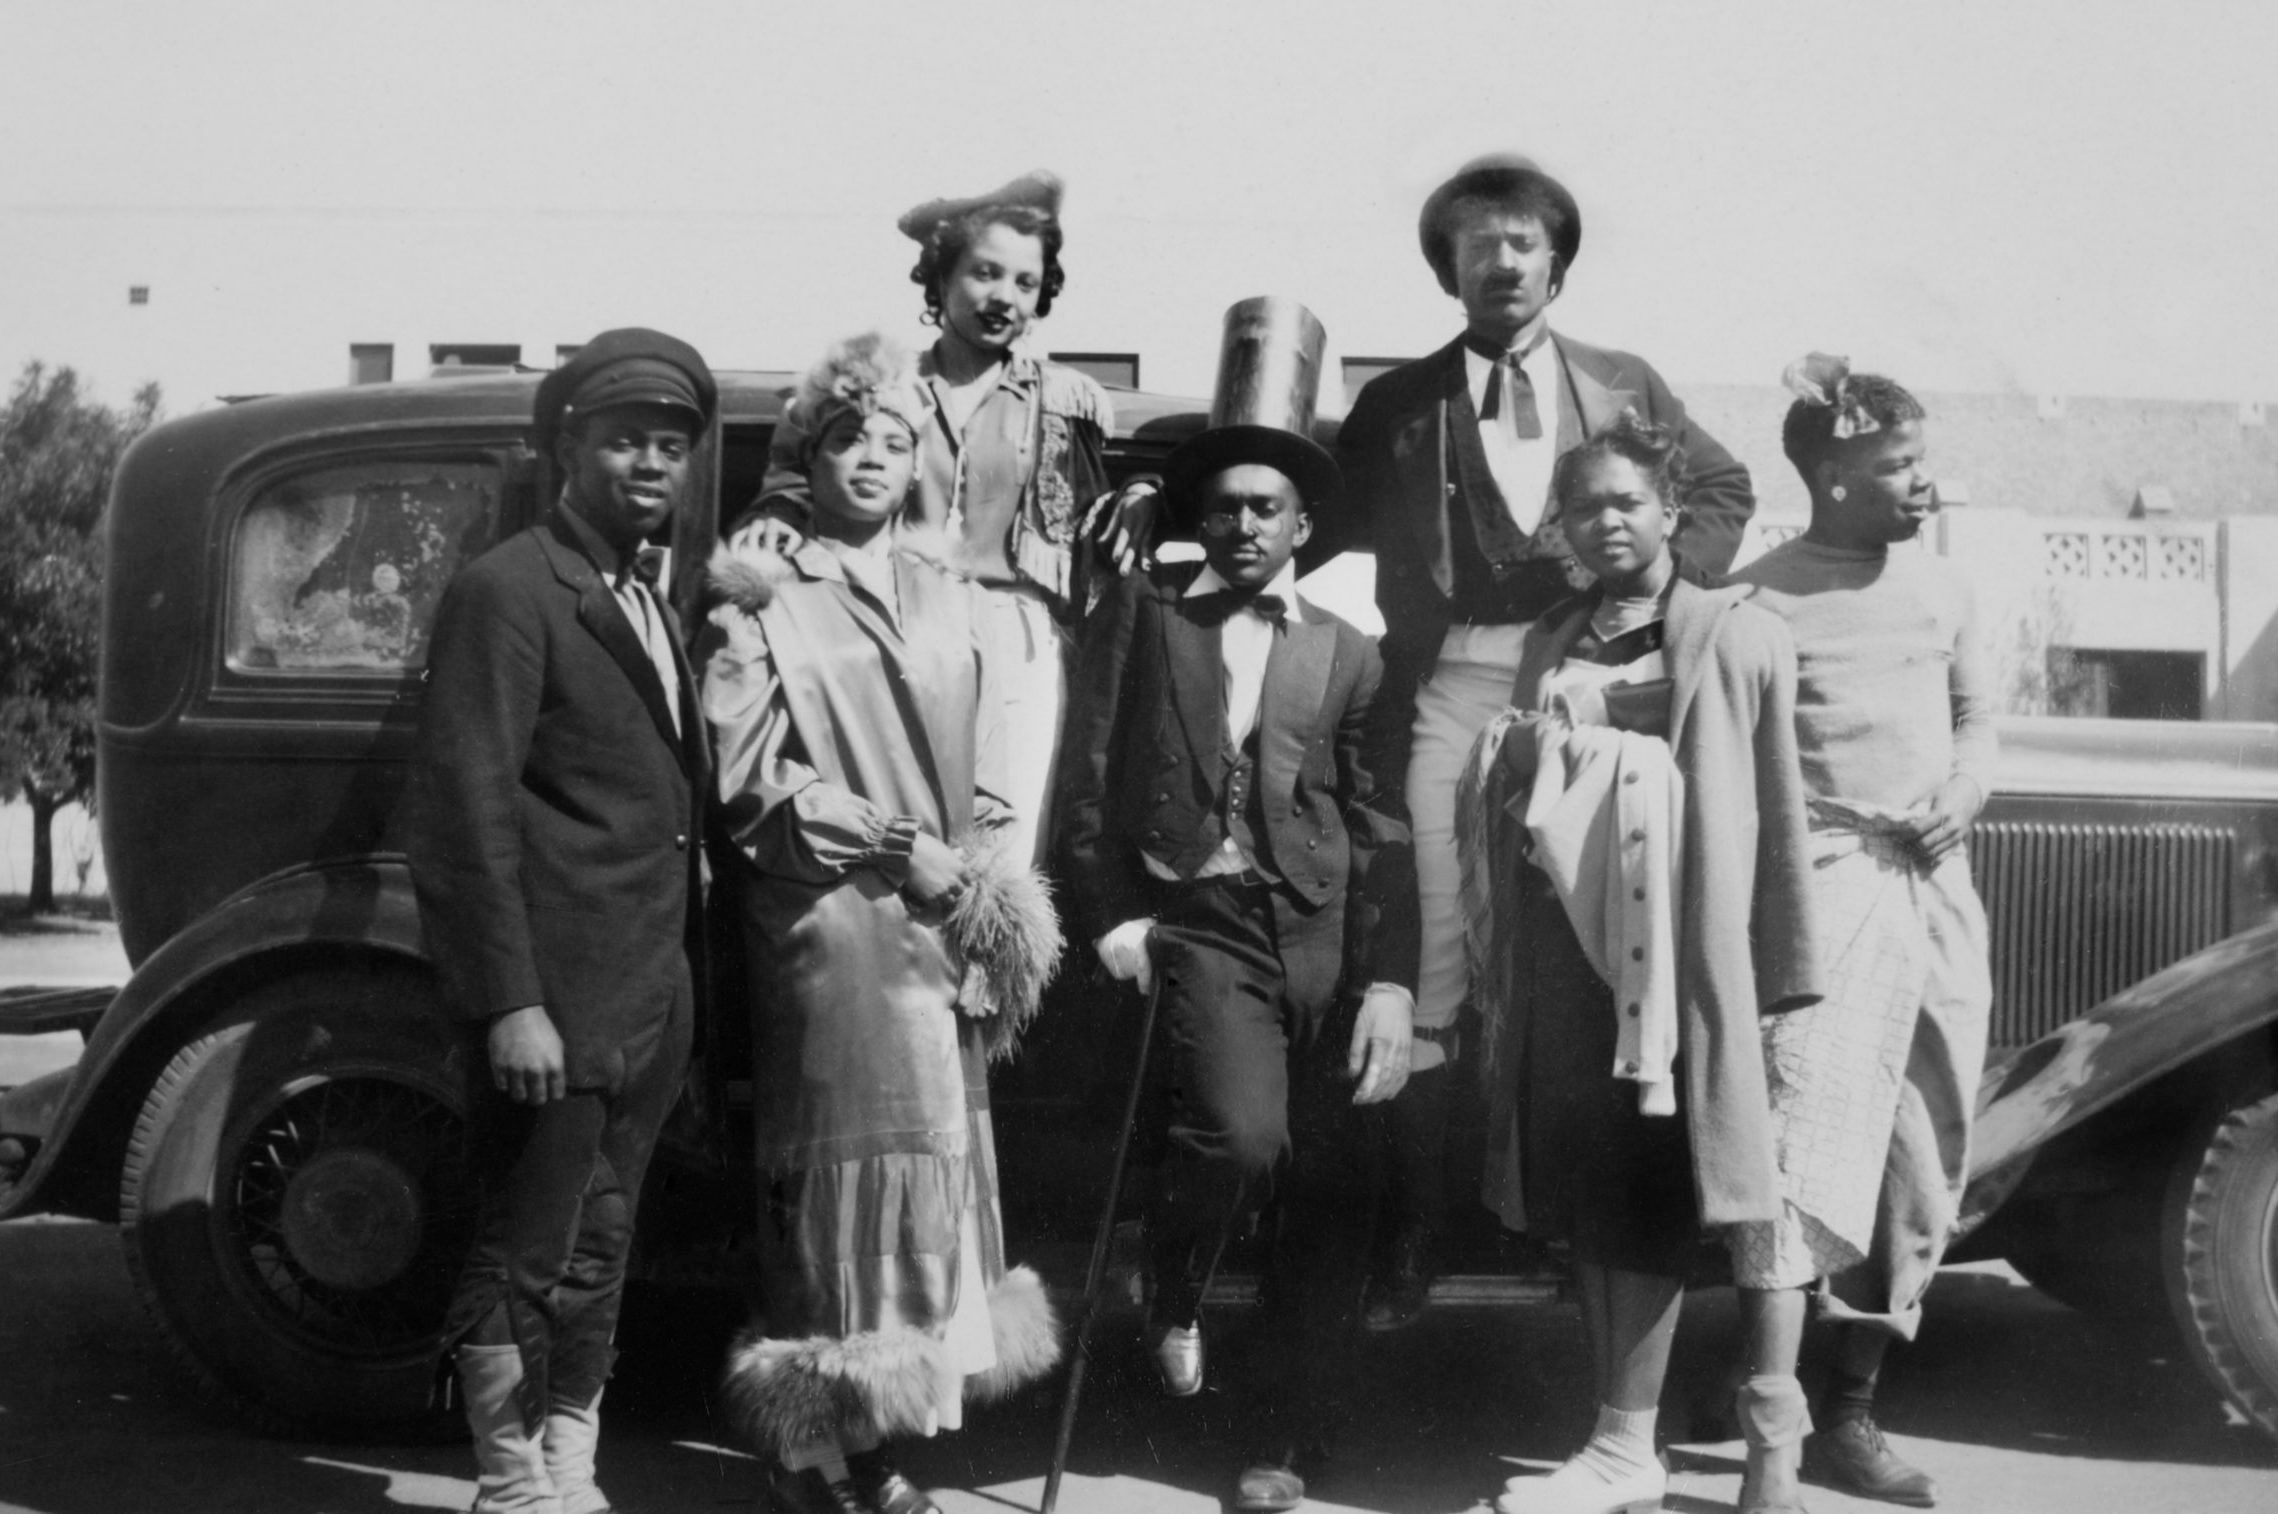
[[1193, 588, 1288, 628], [617, 546, 666, 592]]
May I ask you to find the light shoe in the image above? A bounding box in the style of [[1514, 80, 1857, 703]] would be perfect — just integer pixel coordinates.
[[457, 1343, 563, 1514], [543, 1390, 609, 1514], [1495, 1456, 1665, 1514], [1147, 1319, 1205, 1397]]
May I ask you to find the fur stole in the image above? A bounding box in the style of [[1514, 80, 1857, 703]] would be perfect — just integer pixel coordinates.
[[720, 1266, 1062, 1457], [704, 527, 966, 618], [946, 835, 1063, 1063]]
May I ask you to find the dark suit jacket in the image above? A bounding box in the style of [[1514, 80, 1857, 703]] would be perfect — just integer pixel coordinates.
[[1337, 331, 1756, 753], [1056, 560, 1417, 1001], [406, 507, 707, 1091]]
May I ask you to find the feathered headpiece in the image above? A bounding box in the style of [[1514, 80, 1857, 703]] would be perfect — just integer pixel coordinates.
[[1781, 351, 1880, 440], [787, 332, 929, 472]]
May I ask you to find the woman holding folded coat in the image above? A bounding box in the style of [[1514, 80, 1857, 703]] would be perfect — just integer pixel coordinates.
[[1460, 414, 1821, 1514]]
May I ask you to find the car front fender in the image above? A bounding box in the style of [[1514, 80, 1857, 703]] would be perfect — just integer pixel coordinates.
[[0, 856, 435, 1221], [1971, 919, 2278, 1183]]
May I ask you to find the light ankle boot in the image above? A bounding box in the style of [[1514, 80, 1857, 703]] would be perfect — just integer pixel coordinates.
[[1736, 1373, 1812, 1514], [544, 1390, 609, 1514], [459, 1343, 563, 1514]]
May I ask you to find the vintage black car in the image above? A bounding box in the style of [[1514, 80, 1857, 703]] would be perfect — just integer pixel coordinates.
[[2, 368, 2275, 1445]]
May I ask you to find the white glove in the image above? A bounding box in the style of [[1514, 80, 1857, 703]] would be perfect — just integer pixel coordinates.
[[1347, 982, 1415, 1105], [1094, 918, 1156, 996]]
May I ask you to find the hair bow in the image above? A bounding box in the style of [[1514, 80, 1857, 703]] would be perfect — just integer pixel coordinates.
[[1781, 352, 1881, 440]]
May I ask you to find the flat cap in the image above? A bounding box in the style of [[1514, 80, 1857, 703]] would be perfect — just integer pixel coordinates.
[[1417, 153, 1582, 293], [896, 170, 1064, 242], [535, 327, 717, 449]]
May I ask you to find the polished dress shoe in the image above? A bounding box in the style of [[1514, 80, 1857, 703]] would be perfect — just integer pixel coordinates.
[[1147, 1319, 1205, 1397], [1234, 1445, 1306, 1512], [1805, 1416, 1937, 1507], [757, 1460, 873, 1514], [846, 1447, 939, 1514]]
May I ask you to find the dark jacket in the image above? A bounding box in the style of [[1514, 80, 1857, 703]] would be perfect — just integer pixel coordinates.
[[1338, 331, 1756, 756], [406, 508, 707, 1090], [1056, 560, 1417, 998]]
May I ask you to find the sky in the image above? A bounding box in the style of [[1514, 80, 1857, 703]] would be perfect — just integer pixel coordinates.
[[3, 0, 2276, 412]]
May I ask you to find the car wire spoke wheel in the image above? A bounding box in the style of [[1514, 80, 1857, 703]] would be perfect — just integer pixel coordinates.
[[119, 967, 474, 1439], [226, 1075, 473, 1356]]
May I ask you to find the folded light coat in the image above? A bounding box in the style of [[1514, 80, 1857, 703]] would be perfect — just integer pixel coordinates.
[[1462, 577, 1825, 1226], [1520, 717, 1686, 1115]]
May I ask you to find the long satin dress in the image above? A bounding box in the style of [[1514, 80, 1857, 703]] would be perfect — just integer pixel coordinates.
[[703, 538, 1016, 1409]]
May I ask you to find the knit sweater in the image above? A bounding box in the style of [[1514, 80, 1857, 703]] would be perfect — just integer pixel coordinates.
[[1732, 538, 1996, 810]]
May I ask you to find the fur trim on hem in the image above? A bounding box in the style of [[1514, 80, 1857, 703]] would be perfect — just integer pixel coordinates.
[[946, 837, 1064, 1062], [721, 1325, 947, 1459], [964, 1266, 1063, 1403], [706, 540, 795, 614]]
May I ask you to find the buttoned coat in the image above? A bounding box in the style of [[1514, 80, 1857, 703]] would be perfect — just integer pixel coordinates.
[[406, 508, 707, 1090], [1057, 559, 1418, 1001], [1479, 577, 1821, 1225], [1338, 332, 1757, 752]]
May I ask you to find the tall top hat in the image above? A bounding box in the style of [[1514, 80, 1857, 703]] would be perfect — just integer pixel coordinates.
[[1164, 298, 1342, 532]]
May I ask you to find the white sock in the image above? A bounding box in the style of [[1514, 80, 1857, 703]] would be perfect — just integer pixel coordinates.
[[1566, 1403, 1659, 1481]]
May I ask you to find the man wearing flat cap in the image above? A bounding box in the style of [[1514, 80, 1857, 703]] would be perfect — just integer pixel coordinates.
[[1337, 157, 1756, 1314], [1058, 300, 1414, 1513], [408, 327, 715, 1514]]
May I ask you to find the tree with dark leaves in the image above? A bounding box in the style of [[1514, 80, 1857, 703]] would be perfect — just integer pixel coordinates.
[[0, 362, 160, 913]]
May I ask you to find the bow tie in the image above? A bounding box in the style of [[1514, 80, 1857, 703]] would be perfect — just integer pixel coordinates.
[[1193, 588, 1289, 628], [616, 546, 666, 592]]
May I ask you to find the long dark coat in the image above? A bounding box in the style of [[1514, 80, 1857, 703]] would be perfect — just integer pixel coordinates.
[[406, 507, 705, 1089]]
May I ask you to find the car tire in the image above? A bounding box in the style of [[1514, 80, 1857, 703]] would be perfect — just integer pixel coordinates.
[[2169, 1089, 2278, 1440], [118, 964, 475, 1441]]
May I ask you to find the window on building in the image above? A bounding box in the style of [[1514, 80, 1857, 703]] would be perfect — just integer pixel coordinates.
[[1341, 357, 1412, 405], [2046, 649, 2203, 720], [1050, 351, 1140, 389], [128, 285, 150, 306], [349, 344, 394, 386], [429, 343, 522, 372]]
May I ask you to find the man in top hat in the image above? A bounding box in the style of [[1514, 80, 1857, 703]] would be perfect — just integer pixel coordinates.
[[407, 327, 715, 1514], [1336, 156, 1757, 1312], [1057, 299, 1416, 1512]]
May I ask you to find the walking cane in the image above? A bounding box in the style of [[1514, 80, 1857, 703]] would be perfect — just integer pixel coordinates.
[[1040, 968, 1163, 1514]]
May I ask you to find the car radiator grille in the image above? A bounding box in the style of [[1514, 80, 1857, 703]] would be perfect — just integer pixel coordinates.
[[1971, 821, 2235, 1049]]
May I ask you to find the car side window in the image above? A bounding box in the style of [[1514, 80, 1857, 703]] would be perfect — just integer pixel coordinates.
[[228, 458, 502, 676]]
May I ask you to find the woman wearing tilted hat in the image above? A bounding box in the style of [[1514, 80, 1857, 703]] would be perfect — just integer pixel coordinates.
[[704, 333, 1065, 1514], [735, 171, 1161, 871]]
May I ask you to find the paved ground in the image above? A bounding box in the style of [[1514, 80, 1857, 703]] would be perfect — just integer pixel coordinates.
[[1, 1210, 2273, 1514], [6, 925, 2277, 1512]]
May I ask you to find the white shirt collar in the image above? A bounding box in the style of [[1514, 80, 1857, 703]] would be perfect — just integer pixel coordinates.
[[1464, 325, 1557, 408]]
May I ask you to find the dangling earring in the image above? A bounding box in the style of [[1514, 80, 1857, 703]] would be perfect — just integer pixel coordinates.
[[1830, 484, 1848, 502]]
